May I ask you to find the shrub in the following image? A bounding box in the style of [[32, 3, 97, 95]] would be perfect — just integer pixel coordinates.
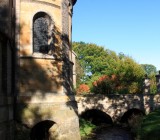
[[92, 74, 144, 94], [128, 82, 139, 94], [79, 118, 96, 139], [76, 84, 90, 95], [92, 75, 117, 94]]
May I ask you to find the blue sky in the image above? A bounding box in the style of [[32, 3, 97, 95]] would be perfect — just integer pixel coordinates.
[[72, 0, 160, 70]]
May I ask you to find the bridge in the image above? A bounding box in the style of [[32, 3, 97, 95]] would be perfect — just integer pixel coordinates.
[[76, 94, 160, 124]]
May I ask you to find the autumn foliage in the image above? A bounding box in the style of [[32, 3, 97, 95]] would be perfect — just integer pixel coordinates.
[[92, 74, 143, 94], [76, 84, 90, 95], [92, 75, 119, 94]]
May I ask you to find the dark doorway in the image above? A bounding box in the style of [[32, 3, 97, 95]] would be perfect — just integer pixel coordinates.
[[30, 120, 55, 140]]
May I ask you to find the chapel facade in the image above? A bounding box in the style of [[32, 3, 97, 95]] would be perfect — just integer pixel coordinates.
[[0, 0, 80, 139]]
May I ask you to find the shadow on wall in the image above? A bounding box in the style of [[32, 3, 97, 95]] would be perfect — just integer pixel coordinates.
[[18, 21, 75, 94], [15, 21, 78, 140]]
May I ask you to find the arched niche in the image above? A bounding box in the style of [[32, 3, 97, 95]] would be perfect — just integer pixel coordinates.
[[33, 12, 54, 54]]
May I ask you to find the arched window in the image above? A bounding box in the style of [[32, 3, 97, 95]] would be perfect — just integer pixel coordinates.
[[33, 12, 54, 54]]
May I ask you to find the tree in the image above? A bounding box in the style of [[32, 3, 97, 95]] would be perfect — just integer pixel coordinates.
[[75, 57, 85, 87], [141, 64, 157, 75], [116, 56, 145, 93], [73, 42, 145, 94], [141, 64, 157, 94], [72, 42, 118, 82]]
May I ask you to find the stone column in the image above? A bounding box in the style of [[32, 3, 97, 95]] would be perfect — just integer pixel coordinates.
[[143, 74, 150, 94]]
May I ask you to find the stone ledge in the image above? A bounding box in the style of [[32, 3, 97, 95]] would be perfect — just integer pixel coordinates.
[[21, 0, 61, 9], [17, 94, 76, 104]]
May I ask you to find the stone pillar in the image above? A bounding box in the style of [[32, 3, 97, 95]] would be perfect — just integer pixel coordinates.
[[143, 74, 150, 94], [156, 71, 160, 93], [72, 51, 77, 88]]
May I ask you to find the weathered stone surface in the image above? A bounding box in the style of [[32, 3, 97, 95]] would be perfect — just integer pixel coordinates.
[[16, 96, 80, 140]]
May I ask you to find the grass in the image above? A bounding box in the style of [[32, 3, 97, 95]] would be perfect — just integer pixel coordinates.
[[138, 110, 160, 140]]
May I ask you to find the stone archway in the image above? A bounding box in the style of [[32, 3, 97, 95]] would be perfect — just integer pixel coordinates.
[[30, 120, 56, 140], [80, 109, 113, 126], [120, 108, 145, 123]]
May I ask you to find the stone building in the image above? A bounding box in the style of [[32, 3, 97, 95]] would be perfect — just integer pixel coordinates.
[[0, 0, 80, 140]]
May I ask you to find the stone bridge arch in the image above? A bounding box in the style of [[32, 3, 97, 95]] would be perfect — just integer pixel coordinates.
[[120, 108, 145, 123], [80, 109, 113, 126], [76, 94, 160, 122]]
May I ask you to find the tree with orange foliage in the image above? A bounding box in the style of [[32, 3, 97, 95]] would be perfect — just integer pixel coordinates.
[[76, 84, 90, 95], [92, 75, 118, 94]]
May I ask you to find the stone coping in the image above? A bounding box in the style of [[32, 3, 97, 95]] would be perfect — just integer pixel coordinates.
[[17, 94, 76, 104]]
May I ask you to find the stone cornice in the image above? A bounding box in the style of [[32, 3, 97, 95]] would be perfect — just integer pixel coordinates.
[[72, 0, 77, 5], [68, 0, 77, 5]]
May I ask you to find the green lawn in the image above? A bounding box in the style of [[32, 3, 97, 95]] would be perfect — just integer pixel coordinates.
[[139, 110, 160, 140]]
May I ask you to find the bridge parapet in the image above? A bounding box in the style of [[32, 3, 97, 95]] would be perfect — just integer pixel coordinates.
[[76, 94, 160, 122]]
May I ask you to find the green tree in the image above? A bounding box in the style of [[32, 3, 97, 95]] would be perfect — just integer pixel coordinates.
[[75, 57, 85, 86], [141, 64, 157, 75], [116, 55, 145, 93], [73, 42, 110, 76], [73, 42, 118, 82], [148, 73, 157, 94], [73, 42, 145, 94], [141, 64, 157, 94]]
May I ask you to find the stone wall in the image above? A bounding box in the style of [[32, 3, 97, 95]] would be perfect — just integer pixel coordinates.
[[17, 95, 79, 140]]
